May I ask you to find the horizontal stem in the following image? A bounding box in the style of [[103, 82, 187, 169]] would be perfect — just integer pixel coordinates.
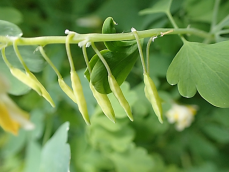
[[0, 28, 212, 46]]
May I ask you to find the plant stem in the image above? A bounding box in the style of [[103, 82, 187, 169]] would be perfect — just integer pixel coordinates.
[[65, 33, 75, 71], [82, 45, 92, 74], [131, 28, 147, 74], [91, 42, 112, 75], [42, 113, 53, 146], [166, 12, 186, 43], [211, 0, 221, 32], [0, 28, 212, 46], [146, 37, 153, 73], [39, 46, 62, 79], [1, 47, 12, 68], [13, 39, 30, 72]]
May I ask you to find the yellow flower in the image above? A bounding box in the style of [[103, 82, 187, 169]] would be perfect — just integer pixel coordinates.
[[0, 74, 34, 135], [166, 103, 198, 131]]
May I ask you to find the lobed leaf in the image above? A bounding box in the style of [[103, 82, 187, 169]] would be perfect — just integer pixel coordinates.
[[167, 40, 229, 108]]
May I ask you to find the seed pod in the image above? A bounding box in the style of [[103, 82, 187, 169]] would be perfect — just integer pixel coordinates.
[[108, 74, 133, 121], [10, 67, 42, 95], [58, 78, 77, 104], [71, 71, 90, 125], [26, 71, 55, 107], [90, 82, 115, 123], [143, 73, 163, 123]]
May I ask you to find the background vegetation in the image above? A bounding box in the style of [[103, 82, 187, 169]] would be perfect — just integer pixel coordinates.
[[0, 0, 229, 171]]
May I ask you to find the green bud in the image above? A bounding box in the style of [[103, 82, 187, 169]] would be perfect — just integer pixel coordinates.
[[90, 82, 115, 123], [108, 74, 133, 121], [143, 73, 163, 123]]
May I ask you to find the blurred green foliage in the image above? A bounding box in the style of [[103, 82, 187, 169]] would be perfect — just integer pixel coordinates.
[[0, 0, 229, 172]]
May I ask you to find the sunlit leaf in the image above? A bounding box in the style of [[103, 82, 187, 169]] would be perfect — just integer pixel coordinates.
[[39, 122, 70, 172], [0, 20, 22, 37], [167, 40, 229, 108]]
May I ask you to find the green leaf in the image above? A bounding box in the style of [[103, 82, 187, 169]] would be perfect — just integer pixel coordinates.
[[0, 46, 45, 73], [0, 62, 30, 95], [2, 130, 27, 157], [183, 0, 214, 23], [188, 132, 217, 158], [84, 17, 139, 94], [85, 49, 139, 94], [102, 17, 137, 53], [139, 0, 172, 15], [0, 7, 23, 24], [39, 122, 70, 172], [109, 143, 154, 172], [90, 125, 135, 152], [167, 40, 229, 108], [201, 124, 229, 144], [0, 20, 22, 37], [23, 141, 41, 172]]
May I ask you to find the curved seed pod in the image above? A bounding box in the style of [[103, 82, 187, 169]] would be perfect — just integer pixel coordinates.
[[108, 74, 133, 121], [71, 71, 90, 125], [10, 67, 42, 95], [143, 73, 163, 123], [58, 78, 77, 104], [26, 71, 55, 107], [90, 82, 115, 123]]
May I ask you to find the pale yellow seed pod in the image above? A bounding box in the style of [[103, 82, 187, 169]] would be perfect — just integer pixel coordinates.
[[58, 78, 77, 104], [10, 67, 42, 95], [89, 82, 115, 123], [71, 71, 90, 125], [143, 73, 163, 123], [26, 71, 55, 107], [108, 74, 133, 121]]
